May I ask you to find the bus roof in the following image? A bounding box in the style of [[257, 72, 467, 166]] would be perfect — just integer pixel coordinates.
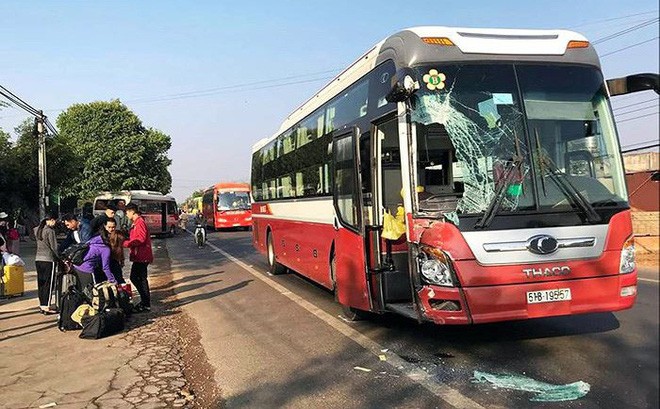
[[94, 190, 176, 202], [252, 26, 595, 153], [204, 182, 250, 194]]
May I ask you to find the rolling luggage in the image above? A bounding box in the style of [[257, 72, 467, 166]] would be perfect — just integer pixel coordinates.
[[1, 265, 25, 298], [58, 287, 86, 331], [55, 266, 78, 311]]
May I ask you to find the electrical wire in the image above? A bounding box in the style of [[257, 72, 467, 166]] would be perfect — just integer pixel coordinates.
[[621, 143, 659, 153], [570, 10, 658, 28], [0, 87, 41, 117], [616, 112, 659, 123], [621, 138, 660, 149], [600, 36, 659, 57], [128, 75, 335, 105], [613, 97, 659, 111], [615, 104, 659, 116], [124, 68, 341, 104], [592, 17, 658, 44]]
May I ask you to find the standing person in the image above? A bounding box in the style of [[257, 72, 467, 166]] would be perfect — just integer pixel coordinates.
[[34, 212, 59, 314], [58, 213, 92, 253], [90, 203, 116, 236], [123, 203, 153, 312], [0, 211, 8, 253], [73, 221, 117, 289], [114, 199, 129, 233], [0, 212, 10, 252], [104, 218, 126, 284]]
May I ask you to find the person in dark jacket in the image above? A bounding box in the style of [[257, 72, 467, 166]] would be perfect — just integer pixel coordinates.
[[58, 213, 92, 253], [90, 203, 117, 237], [123, 203, 153, 312], [73, 225, 117, 289], [34, 212, 59, 314]]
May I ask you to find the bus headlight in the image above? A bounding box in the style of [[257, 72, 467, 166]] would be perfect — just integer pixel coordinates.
[[619, 236, 636, 274], [418, 247, 454, 287]]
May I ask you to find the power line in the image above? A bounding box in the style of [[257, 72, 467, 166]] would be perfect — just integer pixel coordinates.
[[600, 36, 659, 57], [615, 103, 659, 116], [613, 97, 659, 111], [622, 138, 660, 149], [570, 10, 658, 28], [621, 143, 659, 153], [0, 86, 41, 116], [616, 112, 659, 123], [124, 68, 341, 104], [592, 17, 659, 44]]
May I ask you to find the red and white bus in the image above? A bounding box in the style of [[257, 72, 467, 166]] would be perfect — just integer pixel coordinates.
[[201, 183, 252, 230], [251, 26, 658, 324], [94, 190, 179, 236]]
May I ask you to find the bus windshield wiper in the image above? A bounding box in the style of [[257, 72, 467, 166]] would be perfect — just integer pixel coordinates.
[[534, 129, 601, 224], [474, 129, 525, 230], [474, 155, 524, 229]]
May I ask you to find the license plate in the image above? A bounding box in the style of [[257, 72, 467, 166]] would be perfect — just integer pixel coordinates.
[[526, 288, 571, 304]]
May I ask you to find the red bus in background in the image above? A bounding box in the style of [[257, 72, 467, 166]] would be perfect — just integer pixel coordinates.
[[250, 26, 657, 324], [201, 183, 252, 230]]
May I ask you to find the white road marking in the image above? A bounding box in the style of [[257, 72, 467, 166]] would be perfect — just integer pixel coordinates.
[[638, 277, 659, 284], [197, 235, 486, 409]]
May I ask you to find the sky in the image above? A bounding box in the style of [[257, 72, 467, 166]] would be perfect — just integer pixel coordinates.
[[0, 1, 658, 202]]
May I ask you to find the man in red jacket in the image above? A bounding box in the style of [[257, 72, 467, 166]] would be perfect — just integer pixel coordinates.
[[124, 203, 154, 312]]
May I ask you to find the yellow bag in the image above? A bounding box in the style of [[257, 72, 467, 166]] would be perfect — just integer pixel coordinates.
[[71, 304, 97, 325], [382, 209, 406, 240]]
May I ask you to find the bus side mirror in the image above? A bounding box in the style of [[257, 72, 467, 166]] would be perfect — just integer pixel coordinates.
[[607, 73, 659, 96], [386, 68, 419, 103]]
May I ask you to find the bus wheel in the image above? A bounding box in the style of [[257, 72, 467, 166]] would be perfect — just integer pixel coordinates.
[[267, 232, 287, 275]]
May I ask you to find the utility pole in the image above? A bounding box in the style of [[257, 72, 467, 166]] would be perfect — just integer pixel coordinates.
[[36, 111, 48, 219]]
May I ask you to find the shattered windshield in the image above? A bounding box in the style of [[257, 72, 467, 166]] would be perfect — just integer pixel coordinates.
[[410, 64, 626, 224], [217, 191, 250, 211], [411, 65, 533, 220]]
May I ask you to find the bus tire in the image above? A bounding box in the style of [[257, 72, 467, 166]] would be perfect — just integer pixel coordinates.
[[267, 231, 287, 275]]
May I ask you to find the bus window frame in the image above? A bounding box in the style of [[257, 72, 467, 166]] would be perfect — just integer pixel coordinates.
[[332, 127, 363, 234]]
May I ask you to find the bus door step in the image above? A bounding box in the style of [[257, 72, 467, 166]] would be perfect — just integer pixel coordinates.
[[385, 302, 418, 320]]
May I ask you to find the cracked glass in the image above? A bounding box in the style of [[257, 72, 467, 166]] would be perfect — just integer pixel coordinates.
[[409, 64, 626, 226]]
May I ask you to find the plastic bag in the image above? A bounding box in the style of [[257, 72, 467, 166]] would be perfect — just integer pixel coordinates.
[[2, 252, 25, 266], [382, 210, 406, 240]]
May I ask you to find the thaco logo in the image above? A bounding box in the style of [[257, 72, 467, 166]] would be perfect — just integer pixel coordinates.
[[527, 235, 559, 255]]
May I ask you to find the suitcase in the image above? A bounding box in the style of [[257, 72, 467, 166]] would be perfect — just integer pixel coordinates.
[[1, 265, 25, 298], [58, 287, 86, 331]]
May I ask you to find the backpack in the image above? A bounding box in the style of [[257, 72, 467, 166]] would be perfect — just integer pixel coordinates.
[[116, 290, 133, 316], [79, 308, 125, 339], [58, 287, 86, 331], [62, 243, 90, 266], [88, 281, 119, 311]]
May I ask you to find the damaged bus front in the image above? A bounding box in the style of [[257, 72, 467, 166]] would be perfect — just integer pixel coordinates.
[[376, 28, 658, 324]]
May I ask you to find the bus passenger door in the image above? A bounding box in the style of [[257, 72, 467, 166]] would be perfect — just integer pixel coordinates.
[[161, 202, 167, 233], [332, 128, 372, 312]]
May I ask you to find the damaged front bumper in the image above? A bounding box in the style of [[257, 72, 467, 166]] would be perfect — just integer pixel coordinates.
[[415, 271, 637, 325]]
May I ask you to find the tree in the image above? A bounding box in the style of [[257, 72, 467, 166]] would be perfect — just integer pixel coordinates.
[[56, 100, 172, 199], [0, 128, 16, 209]]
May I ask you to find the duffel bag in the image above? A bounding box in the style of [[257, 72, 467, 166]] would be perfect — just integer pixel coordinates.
[[79, 308, 125, 339]]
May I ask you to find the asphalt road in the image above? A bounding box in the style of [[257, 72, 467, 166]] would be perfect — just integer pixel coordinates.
[[167, 229, 659, 409]]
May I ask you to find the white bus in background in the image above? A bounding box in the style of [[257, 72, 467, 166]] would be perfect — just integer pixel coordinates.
[[93, 190, 179, 236]]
